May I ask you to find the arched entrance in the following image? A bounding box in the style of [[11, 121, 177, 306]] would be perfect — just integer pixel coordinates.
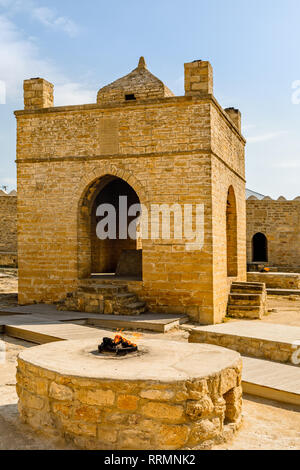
[[226, 186, 238, 277], [252, 232, 268, 262], [78, 175, 142, 280]]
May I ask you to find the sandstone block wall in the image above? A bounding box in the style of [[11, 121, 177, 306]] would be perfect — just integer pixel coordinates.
[[17, 357, 242, 450], [247, 272, 300, 289], [189, 329, 297, 364], [247, 197, 300, 271], [0, 192, 17, 266]]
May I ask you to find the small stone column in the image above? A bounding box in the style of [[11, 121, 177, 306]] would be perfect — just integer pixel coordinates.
[[184, 60, 213, 96], [23, 78, 54, 110], [225, 107, 242, 132]]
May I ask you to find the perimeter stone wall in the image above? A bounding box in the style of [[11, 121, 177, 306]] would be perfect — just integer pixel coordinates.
[[0, 192, 17, 266], [247, 197, 300, 271]]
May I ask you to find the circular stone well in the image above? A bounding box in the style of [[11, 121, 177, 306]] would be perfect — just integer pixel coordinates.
[[17, 338, 243, 450]]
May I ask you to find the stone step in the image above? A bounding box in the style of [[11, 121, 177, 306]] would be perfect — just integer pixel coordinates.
[[0, 307, 189, 334], [228, 293, 262, 306], [227, 304, 262, 319], [63, 280, 148, 316], [242, 356, 300, 406], [78, 284, 128, 296], [228, 281, 267, 319], [188, 321, 300, 366], [232, 281, 263, 286], [114, 292, 138, 304], [115, 301, 147, 316], [87, 313, 189, 333], [231, 283, 265, 294], [267, 288, 300, 296]]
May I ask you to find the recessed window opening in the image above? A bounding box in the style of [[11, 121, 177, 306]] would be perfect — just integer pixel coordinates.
[[125, 93, 136, 101]]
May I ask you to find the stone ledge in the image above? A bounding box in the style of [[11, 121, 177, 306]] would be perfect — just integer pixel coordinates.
[[248, 272, 300, 289], [189, 321, 300, 365]]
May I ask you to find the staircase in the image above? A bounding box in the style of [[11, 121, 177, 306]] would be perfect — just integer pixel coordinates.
[[227, 281, 267, 319], [59, 281, 147, 316]]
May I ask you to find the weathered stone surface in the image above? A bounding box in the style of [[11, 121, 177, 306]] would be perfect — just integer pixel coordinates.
[[117, 394, 138, 411], [220, 368, 238, 395], [188, 418, 221, 446], [75, 389, 115, 406], [64, 421, 97, 438], [118, 429, 153, 450], [0, 192, 17, 266], [49, 382, 73, 401], [97, 427, 118, 444], [158, 424, 190, 449], [186, 396, 214, 420], [20, 389, 46, 411], [73, 405, 102, 423], [141, 402, 184, 422], [51, 402, 72, 418], [139, 389, 174, 401]]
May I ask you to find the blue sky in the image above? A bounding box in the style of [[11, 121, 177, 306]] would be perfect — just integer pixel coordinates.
[[0, 0, 300, 198]]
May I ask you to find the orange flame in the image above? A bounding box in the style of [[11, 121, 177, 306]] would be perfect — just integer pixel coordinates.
[[113, 334, 137, 348]]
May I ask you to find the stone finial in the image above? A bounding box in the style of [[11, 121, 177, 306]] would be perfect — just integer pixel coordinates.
[[23, 78, 54, 110], [138, 56, 147, 70], [184, 60, 213, 96], [225, 107, 242, 133]]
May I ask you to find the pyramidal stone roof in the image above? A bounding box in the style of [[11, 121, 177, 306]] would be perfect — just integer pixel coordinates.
[[97, 57, 174, 104]]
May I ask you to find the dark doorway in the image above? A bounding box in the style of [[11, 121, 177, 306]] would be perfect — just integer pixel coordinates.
[[90, 177, 141, 275], [252, 233, 268, 262]]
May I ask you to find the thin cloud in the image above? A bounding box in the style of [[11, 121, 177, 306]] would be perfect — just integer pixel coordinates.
[[55, 83, 95, 106], [32, 7, 79, 37], [0, 14, 95, 105], [0, 0, 80, 37], [247, 131, 288, 143], [273, 160, 300, 169]]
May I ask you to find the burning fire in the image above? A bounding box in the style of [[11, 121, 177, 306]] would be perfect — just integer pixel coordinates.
[[113, 334, 137, 348], [98, 331, 139, 356]]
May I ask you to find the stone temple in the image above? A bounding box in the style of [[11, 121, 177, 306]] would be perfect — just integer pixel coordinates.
[[15, 57, 247, 325]]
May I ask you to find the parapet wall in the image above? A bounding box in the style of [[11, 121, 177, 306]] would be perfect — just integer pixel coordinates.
[[0, 190, 17, 266], [246, 195, 300, 271]]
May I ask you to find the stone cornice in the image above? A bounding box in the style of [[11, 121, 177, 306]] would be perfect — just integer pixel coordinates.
[[14, 94, 246, 144]]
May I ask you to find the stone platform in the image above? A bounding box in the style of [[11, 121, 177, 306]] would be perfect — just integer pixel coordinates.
[[17, 339, 242, 450], [247, 272, 300, 290], [188, 321, 300, 365]]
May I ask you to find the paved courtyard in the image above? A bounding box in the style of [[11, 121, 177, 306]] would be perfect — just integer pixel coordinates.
[[0, 272, 299, 450]]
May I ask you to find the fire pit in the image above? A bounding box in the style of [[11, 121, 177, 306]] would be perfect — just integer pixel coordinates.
[[98, 335, 138, 356], [17, 336, 243, 450]]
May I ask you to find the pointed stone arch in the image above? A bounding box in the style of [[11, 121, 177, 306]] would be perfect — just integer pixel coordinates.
[[226, 185, 238, 277], [76, 164, 148, 279]]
